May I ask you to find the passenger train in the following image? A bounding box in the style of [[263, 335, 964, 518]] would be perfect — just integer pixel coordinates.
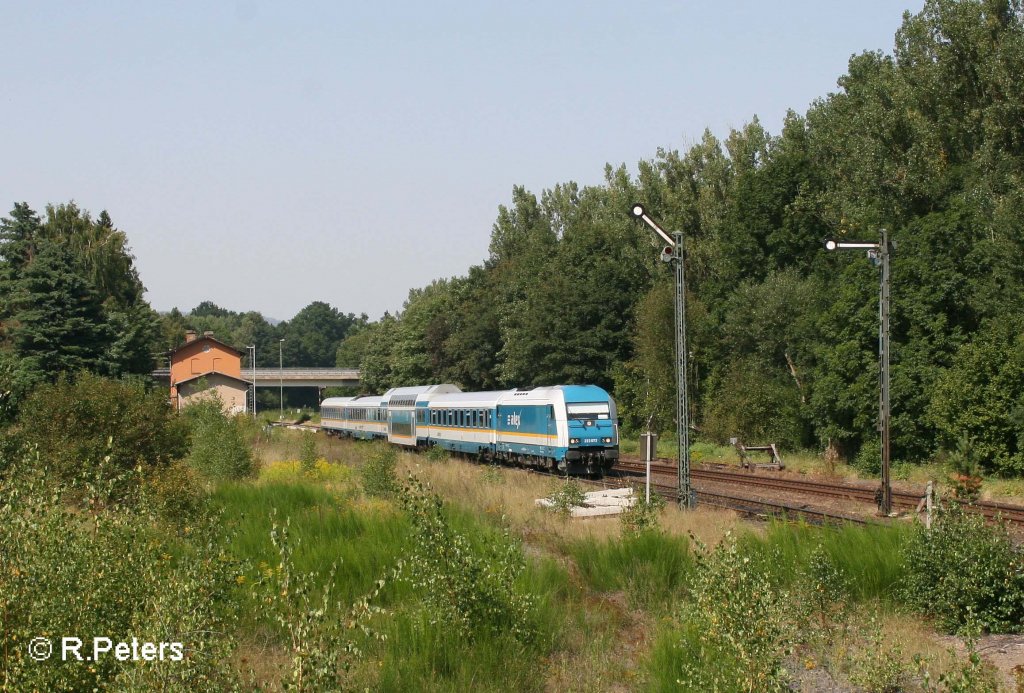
[[321, 384, 619, 475]]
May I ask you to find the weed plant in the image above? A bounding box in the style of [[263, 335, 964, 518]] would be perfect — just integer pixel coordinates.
[[254, 512, 387, 690], [481, 463, 504, 485], [547, 477, 586, 516], [260, 458, 353, 486], [846, 615, 909, 692], [649, 532, 794, 692], [213, 481, 408, 608], [425, 444, 450, 463], [298, 434, 318, 476], [902, 502, 1024, 633], [398, 476, 535, 644], [620, 486, 666, 537], [361, 443, 399, 499]]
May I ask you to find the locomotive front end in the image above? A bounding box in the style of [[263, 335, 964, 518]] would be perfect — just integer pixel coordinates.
[[561, 386, 619, 475]]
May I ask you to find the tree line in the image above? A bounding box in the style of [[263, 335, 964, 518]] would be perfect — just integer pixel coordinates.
[[2, 0, 1021, 475], [339, 0, 1024, 475], [0, 202, 157, 420], [0, 201, 365, 417]]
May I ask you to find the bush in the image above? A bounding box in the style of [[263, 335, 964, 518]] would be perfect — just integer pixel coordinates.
[[142, 459, 207, 526], [653, 533, 794, 692], [619, 487, 665, 537], [184, 397, 256, 481], [13, 372, 189, 492], [902, 502, 1024, 633], [425, 444, 449, 463], [255, 512, 386, 690], [360, 443, 399, 499], [0, 463, 242, 691], [855, 436, 882, 474], [399, 476, 535, 644], [547, 478, 586, 517]]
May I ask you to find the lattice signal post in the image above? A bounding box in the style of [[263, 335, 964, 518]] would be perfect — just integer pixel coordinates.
[[824, 231, 893, 516], [630, 204, 695, 508]]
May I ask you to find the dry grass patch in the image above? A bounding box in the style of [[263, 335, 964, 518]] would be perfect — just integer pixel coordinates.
[[395, 453, 744, 549], [542, 602, 647, 693]]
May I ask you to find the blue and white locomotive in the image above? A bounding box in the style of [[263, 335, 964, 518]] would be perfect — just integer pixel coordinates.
[[321, 384, 619, 475]]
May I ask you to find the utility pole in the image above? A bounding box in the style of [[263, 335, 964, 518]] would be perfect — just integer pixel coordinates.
[[878, 228, 892, 516], [247, 345, 257, 418], [630, 204, 694, 508], [824, 230, 893, 516], [279, 338, 285, 420]]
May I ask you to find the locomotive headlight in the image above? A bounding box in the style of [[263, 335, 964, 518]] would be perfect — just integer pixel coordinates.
[[570, 438, 580, 445], [602, 437, 612, 444]]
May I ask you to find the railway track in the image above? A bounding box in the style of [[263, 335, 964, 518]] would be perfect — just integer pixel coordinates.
[[310, 432, 1024, 526], [547, 470, 874, 526], [613, 459, 1024, 526]]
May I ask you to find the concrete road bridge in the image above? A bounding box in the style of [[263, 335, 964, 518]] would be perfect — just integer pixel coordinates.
[[153, 367, 361, 389], [241, 367, 361, 389]]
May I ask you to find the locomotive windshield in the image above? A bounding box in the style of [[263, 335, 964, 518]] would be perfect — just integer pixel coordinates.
[[566, 403, 610, 420]]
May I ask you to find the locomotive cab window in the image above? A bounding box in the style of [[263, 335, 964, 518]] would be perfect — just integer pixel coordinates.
[[567, 403, 610, 420]]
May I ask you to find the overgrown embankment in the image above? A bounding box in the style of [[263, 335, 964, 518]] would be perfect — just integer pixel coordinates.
[[3, 426, 1023, 690]]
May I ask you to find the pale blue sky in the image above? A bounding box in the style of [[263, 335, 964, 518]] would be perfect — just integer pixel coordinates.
[[1, 1, 923, 320]]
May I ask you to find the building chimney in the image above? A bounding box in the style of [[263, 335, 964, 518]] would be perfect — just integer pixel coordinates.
[[185, 329, 197, 343]]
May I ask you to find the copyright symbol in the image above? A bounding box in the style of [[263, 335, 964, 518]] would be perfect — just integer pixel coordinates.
[[28, 637, 52, 661]]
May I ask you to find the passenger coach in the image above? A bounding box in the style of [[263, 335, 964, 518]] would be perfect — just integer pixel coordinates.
[[320, 384, 619, 476]]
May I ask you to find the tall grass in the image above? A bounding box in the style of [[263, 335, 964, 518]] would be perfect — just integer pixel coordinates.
[[211, 466, 577, 690], [212, 480, 409, 606], [569, 532, 692, 611], [368, 555, 571, 692], [739, 522, 910, 602]]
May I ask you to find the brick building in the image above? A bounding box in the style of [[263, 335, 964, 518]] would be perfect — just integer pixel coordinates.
[[169, 330, 250, 414]]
